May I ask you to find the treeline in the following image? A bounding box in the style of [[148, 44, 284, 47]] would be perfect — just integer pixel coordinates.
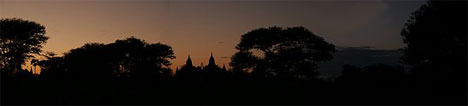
[[1, 0, 466, 105]]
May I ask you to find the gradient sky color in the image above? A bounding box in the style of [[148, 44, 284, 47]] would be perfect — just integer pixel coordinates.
[[1, 0, 425, 71]]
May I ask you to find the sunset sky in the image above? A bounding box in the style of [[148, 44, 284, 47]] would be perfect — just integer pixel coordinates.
[[1, 0, 425, 71]]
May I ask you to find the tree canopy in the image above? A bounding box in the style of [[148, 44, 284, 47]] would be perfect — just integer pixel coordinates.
[[400, 0, 467, 91], [41, 37, 175, 80], [401, 0, 467, 66], [0, 18, 49, 71], [230, 26, 335, 80]]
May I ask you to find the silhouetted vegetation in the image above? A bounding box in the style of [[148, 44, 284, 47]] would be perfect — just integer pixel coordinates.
[[0, 18, 48, 76], [1, 0, 466, 105], [230, 26, 335, 80], [400, 0, 467, 93]]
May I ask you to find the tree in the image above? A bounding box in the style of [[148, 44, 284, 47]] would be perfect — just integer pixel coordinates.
[[230, 26, 335, 80], [62, 37, 175, 80], [38, 52, 65, 80], [64, 43, 110, 79], [0, 18, 49, 72], [107, 37, 175, 79], [401, 0, 467, 66], [400, 0, 467, 91]]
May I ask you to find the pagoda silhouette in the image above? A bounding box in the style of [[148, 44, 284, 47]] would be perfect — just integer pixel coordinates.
[[175, 52, 228, 81]]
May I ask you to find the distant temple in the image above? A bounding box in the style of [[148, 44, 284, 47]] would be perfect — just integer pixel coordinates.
[[204, 52, 221, 71], [185, 55, 193, 67], [176, 52, 226, 75], [208, 52, 216, 67]]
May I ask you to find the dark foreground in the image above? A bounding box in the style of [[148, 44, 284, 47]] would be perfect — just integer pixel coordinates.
[[2, 77, 466, 105]]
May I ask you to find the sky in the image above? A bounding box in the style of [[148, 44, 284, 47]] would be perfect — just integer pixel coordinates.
[[1, 0, 426, 73]]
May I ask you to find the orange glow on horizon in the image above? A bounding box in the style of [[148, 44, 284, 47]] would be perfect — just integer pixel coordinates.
[[3, 0, 420, 73]]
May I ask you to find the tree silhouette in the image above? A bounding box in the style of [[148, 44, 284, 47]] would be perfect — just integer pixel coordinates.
[[38, 52, 65, 80], [106, 37, 175, 80], [230, 26, 335, 80], [4, 2, 467, 103], [400, 0, 467, 92], [64, 43, 111, 79], [61, 37, 175, 80], [0, 18, 49, 72]]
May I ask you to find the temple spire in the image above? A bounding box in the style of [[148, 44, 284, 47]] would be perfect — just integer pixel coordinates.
[[208, 52, 216, 66], [222, 64, 227, 71], [185, 54, 192, 67]]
